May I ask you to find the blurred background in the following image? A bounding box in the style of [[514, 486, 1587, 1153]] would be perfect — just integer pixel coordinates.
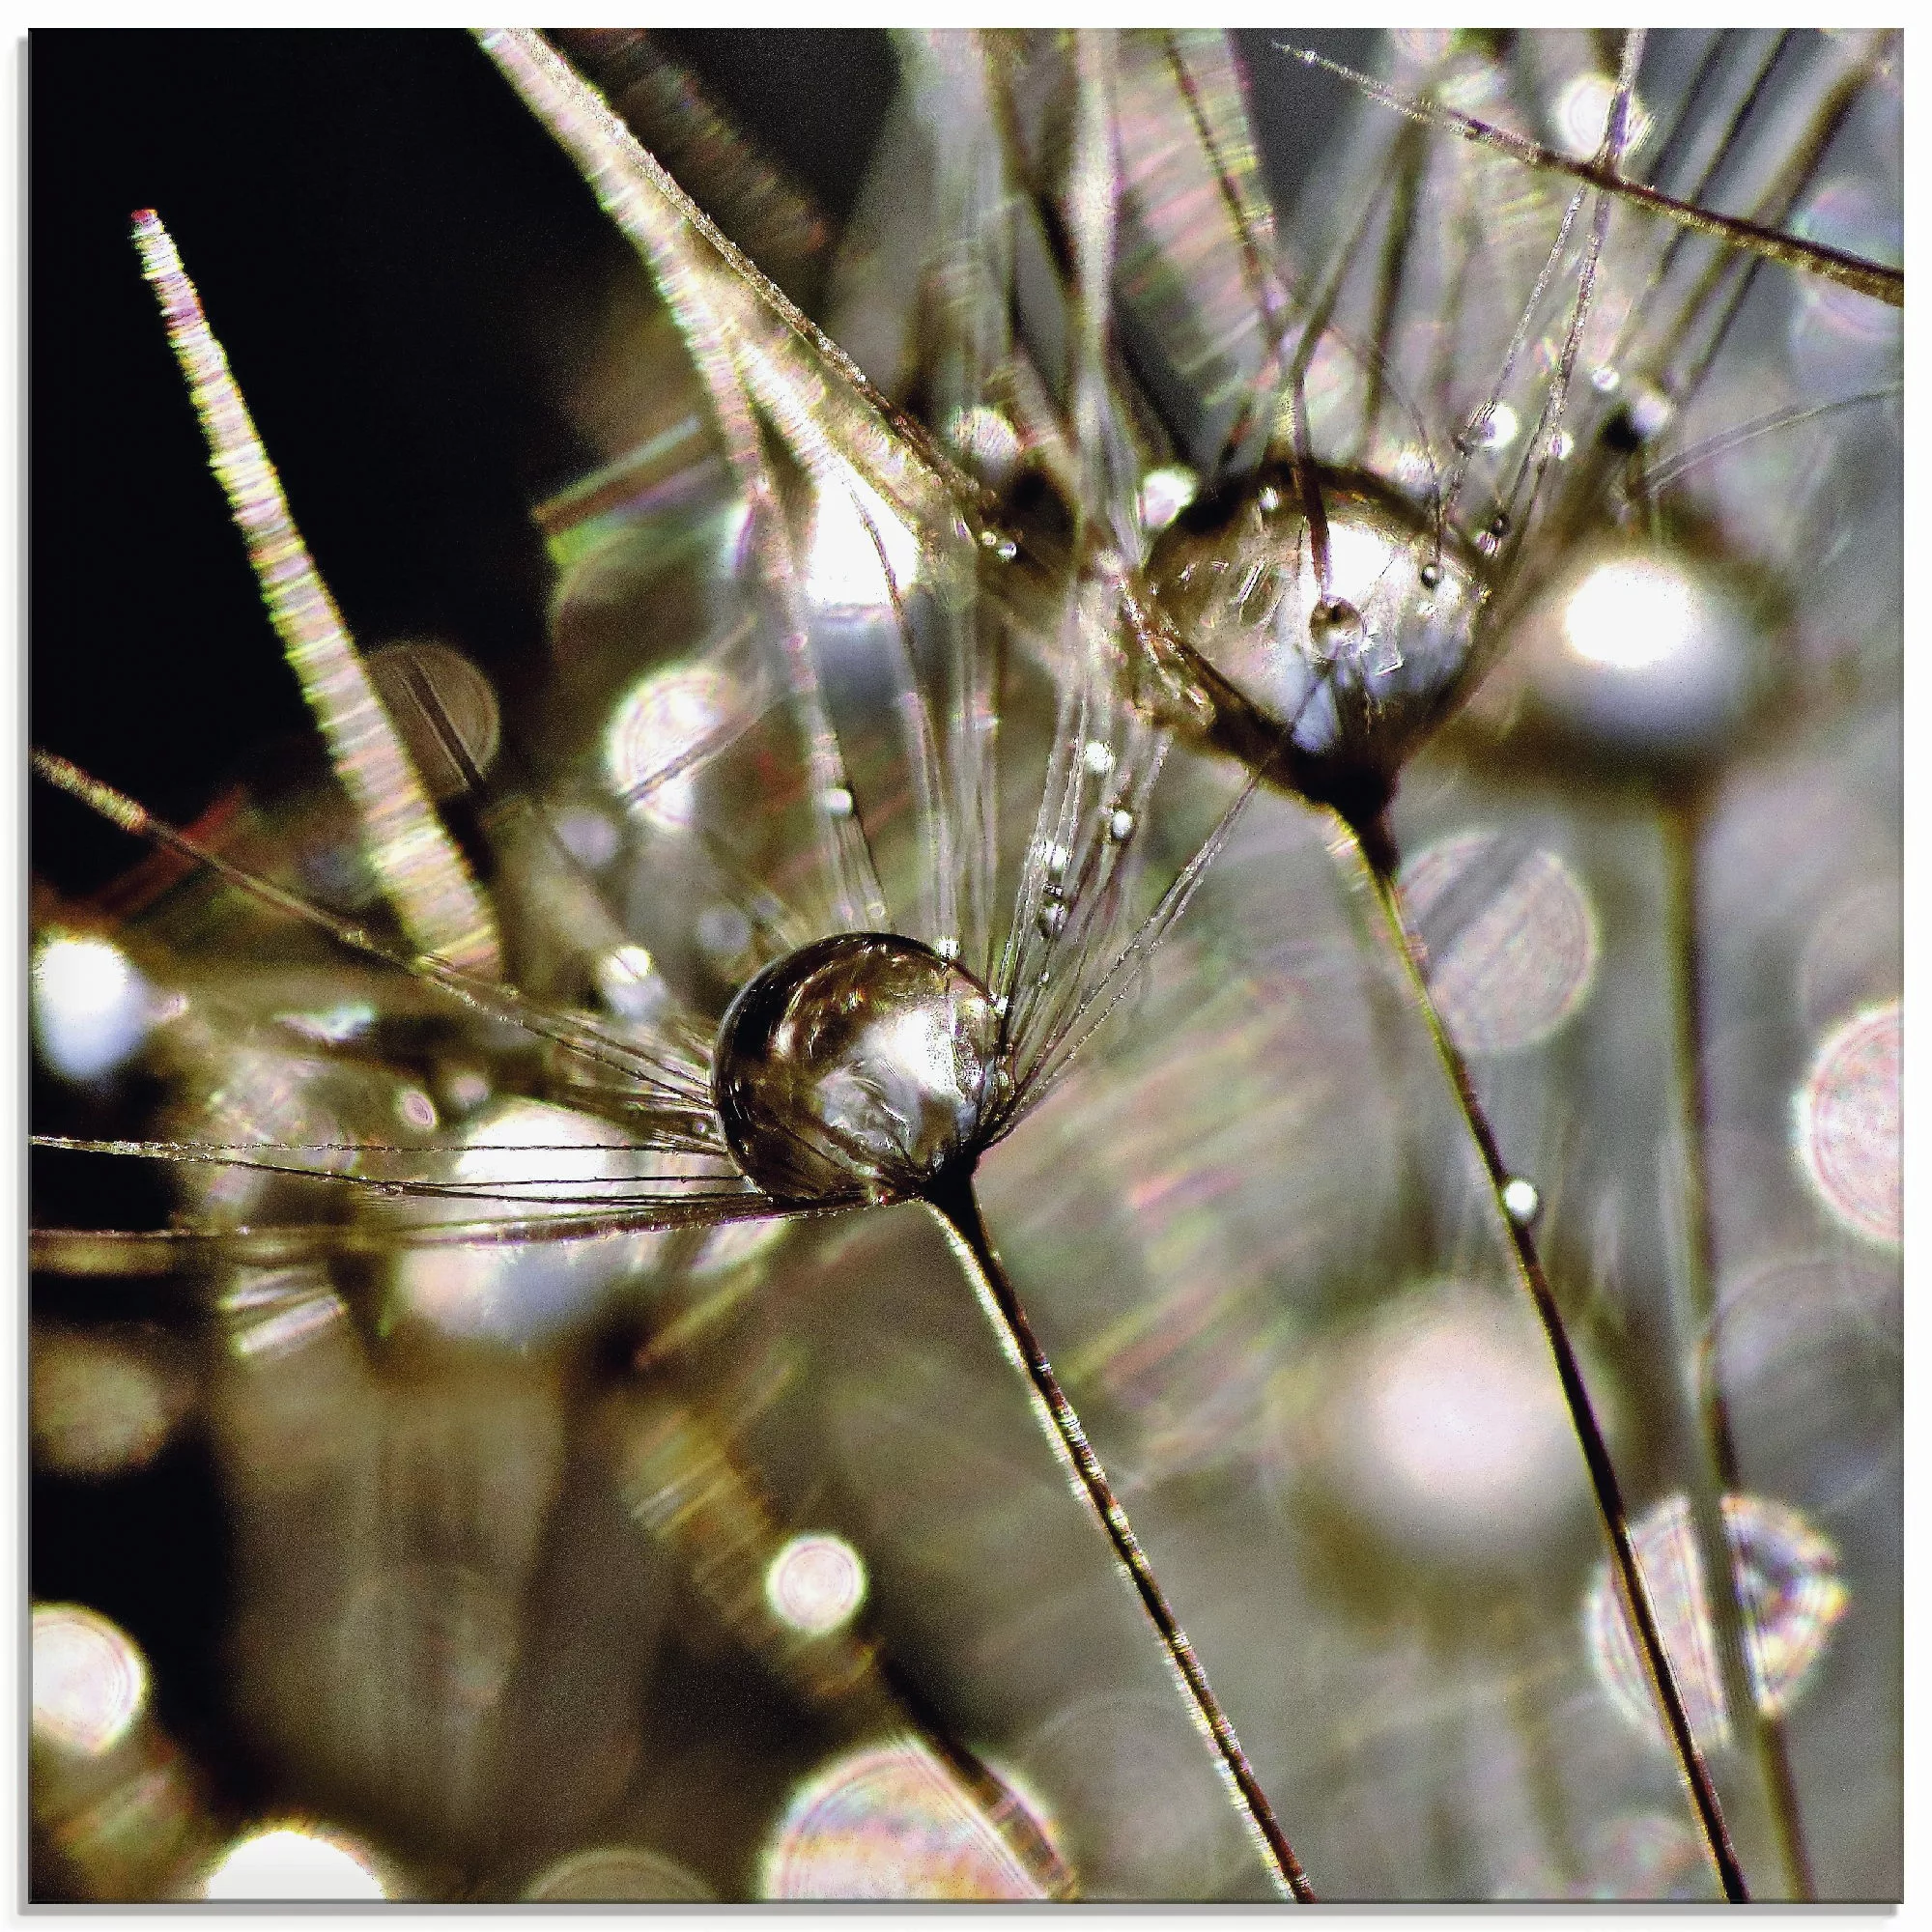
[[30, 30, 1898, 1902]]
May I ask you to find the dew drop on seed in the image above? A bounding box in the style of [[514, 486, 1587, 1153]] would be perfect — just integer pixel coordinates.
[[1145, 464, 1483, 815], [1501, 1176, 1541, 1226], [713, 934, 1002, 1203]]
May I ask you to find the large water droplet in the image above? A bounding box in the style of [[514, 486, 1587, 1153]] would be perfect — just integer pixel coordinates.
[[713, 934, 1003, 1204]]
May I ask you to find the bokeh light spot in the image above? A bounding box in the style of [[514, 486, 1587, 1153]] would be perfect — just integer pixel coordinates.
[[33, 933, 154, 1082], [1584, 1492, 1849, 1753], [605, 663, 737, 827], [760, 1738, 1058, 1899], [1322, 1284, 1587, 1560], [765, 1533, 867, 1636], [1402, 831, 1600, 1056], [32, 1604, 150, 1756], [1794, 999, 1900, 1247], [521, 1845, 715, 1901], [197, 1824, 388, 1900]]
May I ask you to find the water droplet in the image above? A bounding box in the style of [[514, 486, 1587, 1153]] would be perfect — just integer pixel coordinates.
[[1591, 365, 1621, 393], [996, 538, 1018, 563], [822, 784, 855, 819], [1136, 464, 1199, 533], [1105, 807, 1135, 843], [1081, 738, 1116, 776], [1036, 893, 1068, 941], [1419, 560, 1443, 588], [713, 934, 1003, 1203], [1501, 1176, 1541, 1226], [1257, 483, 1282, 513]]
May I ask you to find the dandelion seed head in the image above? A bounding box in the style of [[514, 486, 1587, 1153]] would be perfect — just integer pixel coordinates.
[[714, 934, 1002, 1204], [1148, 468, 1482, 799]]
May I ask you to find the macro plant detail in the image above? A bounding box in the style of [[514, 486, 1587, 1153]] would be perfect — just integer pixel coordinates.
[[31, 29, 1898, 1902]]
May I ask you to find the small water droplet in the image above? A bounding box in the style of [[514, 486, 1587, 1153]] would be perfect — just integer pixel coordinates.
[[1082, 739, 1116, 777], [822, 785, 855, 819], [1592, 365, 1621, 393], [1106, 807, 1136, 842], [1257, 484, 1282, 514], [1037, 894, 1068, 940], [1419, 561, 1443, 588], [1041, 842, 1070, 882], [996, 538, 1018, 563], [1501, 1177, 1541, 1226]]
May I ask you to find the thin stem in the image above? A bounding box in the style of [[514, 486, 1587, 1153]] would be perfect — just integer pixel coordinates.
[[924, 1167, 1317, 1903], [1662, 795, 1816, 1900], [1350, 827, 1748, 1904]]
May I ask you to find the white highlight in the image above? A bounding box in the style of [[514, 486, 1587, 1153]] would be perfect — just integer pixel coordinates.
[[1562, 555, 1701, 672], [33, 934, 154, 1082], [198, 1825, 388, 1900], [766, 1533, 868, 1636], [32, 1604, 149, 1756]]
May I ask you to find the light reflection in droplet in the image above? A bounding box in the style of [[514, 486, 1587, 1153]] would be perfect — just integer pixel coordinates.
[[1402, 831, 1600, 1056], [521, 1845, 716, 1901], [760, 1738, 1058, 1900], [1794, 1000, 1900, 1248], [196, 1823, 389, 1900], [1321, 1284, 1587, 1561], [33, 933, 155, 1082], [32, 1605, 150, 1756], [1500, 1177, 1541, 1227], [605, 663, 737, 827], [765, 1532, 867, 1636], [1584, 1492, 1849, 1753], [1136, 464, 1197, 532]]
